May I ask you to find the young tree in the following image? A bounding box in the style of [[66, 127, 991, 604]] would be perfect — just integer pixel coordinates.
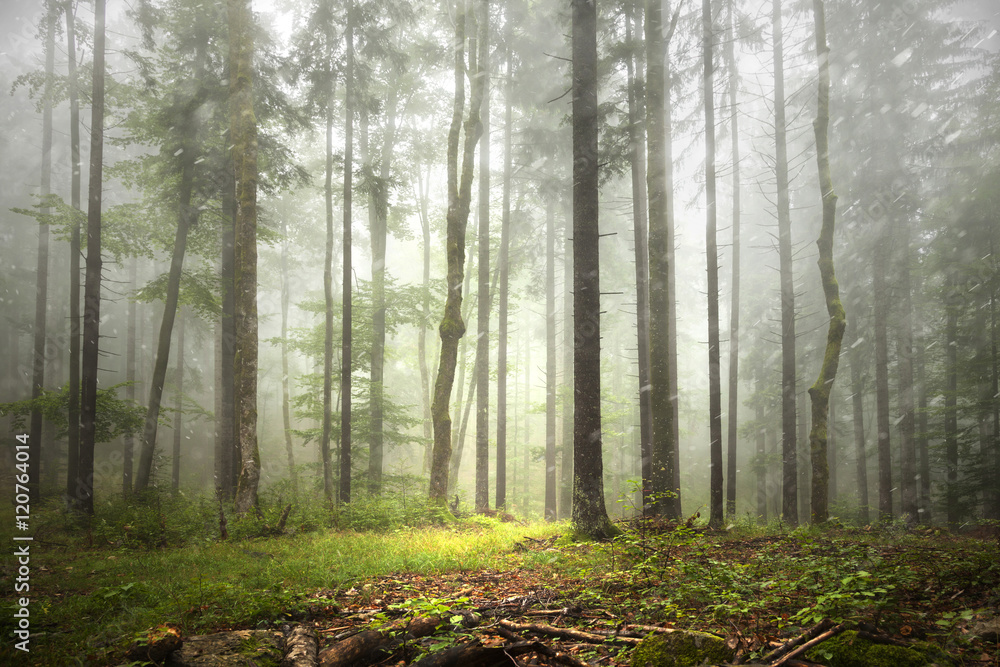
[[429, 0, 487, 505], [571, 0, 614, 539], [806, 0, 844, 524], [229, 0, 260, 516]]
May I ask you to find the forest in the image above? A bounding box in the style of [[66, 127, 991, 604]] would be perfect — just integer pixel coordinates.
[[1, 0, 999, 664]]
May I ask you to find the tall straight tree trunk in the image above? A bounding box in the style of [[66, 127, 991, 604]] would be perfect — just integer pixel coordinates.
[[476, 23, 492, 512], [29, 4, 56, 501], [123, 259, 137, 494], [895, 220, 918, 522], [848, 327, 870, 523], [806, 0, 844, 524], [172, 310, 186, 491], [725, 0, 741, 518], [79, 0, 107, 515], [135, 60, 202, 492], [340, 0, 355, 504], [873, 245, 893, 521], [625, 0, 652, 512], [945, 281, 959, 527], [773, 0, 797, 526], [429, 0, 487, 505], [66, 0, 83, 501], [545, 199, 558, 520], [322, 99, 336, 500], [703, 0, 724, 529], [280, 219, 297, 495], [571, 0, 614, 539], [417, 165, 433, 473], [369, 83, 399, 497], [496, 32, 513, 513], [229, 0, 260, 517], [560, 216, 573, 519], [646, 0, 679, 519], [916, 331, 930, 522], [216, 180, 237, 500], [755, 377, 767, 521]]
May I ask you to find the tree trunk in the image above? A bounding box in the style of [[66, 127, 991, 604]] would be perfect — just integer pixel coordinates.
[[171, 310, 186, 492], [571, 0, 614, 539], [725, 0, 741, 519], [230, 0, 260, 517], [418, 165, 433, 473], [703, 0, 724, 529], [79, 0, 107, 515], [340, 0, 355, 504], [806, 0, 844, 524], [625, 0, 652, 514], [755, 377, 767, 521], [773, 0, 797, 527], [135, 54, 203, 491], [495, 45, 513, 514], [646, 0, 679, 519], [916, 329, 930, 523], [545, 199, 557, 521], [895, 219, 918, 523], [280, 219, 297, 495], [945, 280, 959, 527], [429, 0, 487, 505], [873, 243, 893, 521], [66, 0, 83, 501], [476, 22, 492, 512], [29, 4, 56, 501], [123, 259, 137, 495], [848, 325, 870, 524], [368, 82, 398, 497], [560, 209, 573, 519], [216, 179, 237, 501], [322, 97, 336, 500]]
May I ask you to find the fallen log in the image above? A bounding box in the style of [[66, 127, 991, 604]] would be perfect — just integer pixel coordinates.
[[281, 625, 318, 667], [749, 619, 834, 665], [318, 616, 445, 667], [410, 641, 518, 667]]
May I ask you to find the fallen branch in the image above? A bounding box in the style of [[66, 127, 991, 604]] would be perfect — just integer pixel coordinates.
[[410, 641, 517, 667], [769, 623, 845, 667], [497, 619, 640, 645], [751, 619, 834, 665]]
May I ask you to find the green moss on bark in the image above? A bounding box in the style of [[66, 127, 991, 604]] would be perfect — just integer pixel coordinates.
[[630, 630, 735, 667]]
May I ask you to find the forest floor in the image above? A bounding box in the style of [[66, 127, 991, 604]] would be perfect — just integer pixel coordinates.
[[1, 496, 999, 666]]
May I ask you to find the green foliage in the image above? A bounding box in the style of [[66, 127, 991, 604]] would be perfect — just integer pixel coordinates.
[[0, 382, 146, 443]]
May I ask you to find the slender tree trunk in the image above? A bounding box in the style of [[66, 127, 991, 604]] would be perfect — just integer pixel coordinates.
[[704, 0, 724, 529], [773, 0, 797, 526], [135, 60, 202, 491], [230, 0, 260, 517], [322, 99, 336, 500], [417, 165, 433, 473], [806, 0, 844, 524], [280, 219, 297, 495], [476, 23, 492, 512], [369, 83, 398, 497], [945, 281, 959, 527], [873, 244, 893, 521], [448, 239, 478, 489], [725, 0, 741, 519], [560, 212, 574, 519], [755, 377, 767, 521], [216, 179, 237, 500], [545, 199, 557, 520], [646, 0, 679, 519], [340, 0, 355, 504], [123, 260, 137, 495], [571, 0, 614, 539], [172, 310, 186, 491], [848, 326, 870, 523], [895, 220, 918, 523], [79, 0, 107, 515], [916, 330, 930, 522], [429, 0, 487, 505], [29, 4, 56, 501], [66, 0, 83, 501], [625, 0, 653, 513], [496, 35, 513, 514]]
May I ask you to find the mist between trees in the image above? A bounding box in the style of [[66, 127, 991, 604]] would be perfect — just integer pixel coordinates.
[[1, 0, 998, 534]]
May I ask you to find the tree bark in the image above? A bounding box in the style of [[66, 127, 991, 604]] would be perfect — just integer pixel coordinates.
[[322, 96, 336, 501], [280, 219, 297, 495], [703, 0, 724, 529], [476, 21, 492, 512], [429, 0, 487, 505], [773, 0, 797, 526], [571, 0, 614, 539], [123, 259, 136, 495], [895, 219, 918, 523], [848, 325, 870, 524], [171, 310, 186, 491], [230, 0, 260, 517], [216, 177, 237, 501], [560, 209, 573, 519], [417, 165, 433, 473], [945, 279, 959, 527], [546, 199, 558, 521], [725, 0, 741, 518], [340, 0, 355, 504], [806, 0, 845, 524], [66, 0, 84, 501], [79, 0, 107, 515], [646, 0, 679, 519], [873, 243, 893, 521]]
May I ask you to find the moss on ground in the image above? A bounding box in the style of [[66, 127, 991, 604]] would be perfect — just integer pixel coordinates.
[[805, 630, 954, 667], [630, 630, 735, 667]]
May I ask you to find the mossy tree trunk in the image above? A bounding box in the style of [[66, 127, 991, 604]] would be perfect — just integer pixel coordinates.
[[429, 0, 487, 506], [229, 0, 260, 517], [806, 0, 845, 525]]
